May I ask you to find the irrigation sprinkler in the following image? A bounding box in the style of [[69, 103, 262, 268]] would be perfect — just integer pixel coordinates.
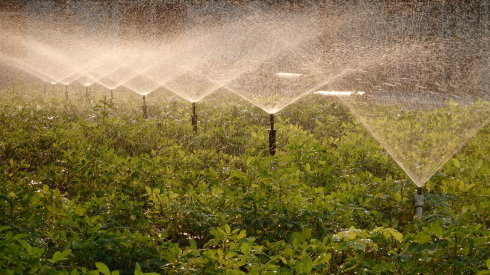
[[191, 102, 198, 133], [43, 83, 47, 96], [65, 85, 69, 100], [110, 89, 114, 104], [269, 114, 277, 156], [142, 95, 148, 119], [85, 86, 90, 103], [415, 187, 424, 219]]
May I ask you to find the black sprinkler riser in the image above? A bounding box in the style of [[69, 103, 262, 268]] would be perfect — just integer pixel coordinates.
[[269, 114, 276, 156], [191, 102, 198, 133]]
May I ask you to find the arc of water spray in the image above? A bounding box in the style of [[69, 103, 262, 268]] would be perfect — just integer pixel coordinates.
[[17, 38, 83, 84], [97, 54, 166, 93], [82, 59, 142, 88], [59, 54, 122, 86], [0, 54, 58, 84]]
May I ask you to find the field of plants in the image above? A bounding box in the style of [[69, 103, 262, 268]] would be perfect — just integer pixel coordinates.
[[1, 82, 489, 274]]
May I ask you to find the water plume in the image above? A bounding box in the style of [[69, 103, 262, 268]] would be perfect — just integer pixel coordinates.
[[338, 93, 489, 187], [0, 0, 487, 177], [0, 53, 56, 84], [224, 3, 406, 114], [321, 1, 490, 188], [122, 75, 160, 96]]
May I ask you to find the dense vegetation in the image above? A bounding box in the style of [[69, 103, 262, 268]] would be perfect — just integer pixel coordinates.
[[1, 82, 489, 274]]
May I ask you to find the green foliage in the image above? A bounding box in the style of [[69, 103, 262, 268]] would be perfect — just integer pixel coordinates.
[[0, 85, 488, 273]]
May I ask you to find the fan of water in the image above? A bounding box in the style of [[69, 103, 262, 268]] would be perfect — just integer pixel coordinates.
[[0, 1, 488, 185], [338, 92, 489, 187], [123, 75, 161, 96], [321, 1, 490, 187], [224, 3, 420, 114]]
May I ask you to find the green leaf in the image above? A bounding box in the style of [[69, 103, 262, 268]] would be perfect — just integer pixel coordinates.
[[17, 239, 33, 253], [314, 253, 331, 265], [12, 233, 28, 240], [302, 257, 313, 274], [295, 260, 303, 274], [237, 230, 246, 239], [347, 231, 357, 240], [224, 224, 231, 235], [325, 253, 332, 263], [425, 223, 443, 237], [61, 249, 72, 258], [414, 232, 431, 244], [387, 228, 404, 242], [279, 257, 288, 265], [0, 226, 11, 232], [134, 262, 143, 275], [51, 249, 71, 263], [487, 258, 490, 269], [189, 238, 197, 250], [51, 251, 63, 263], [95, 262, 111, 275]]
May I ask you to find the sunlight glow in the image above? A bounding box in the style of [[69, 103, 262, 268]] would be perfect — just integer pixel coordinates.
[[276, 72, 302, 78], [314, 91, 365, 96]]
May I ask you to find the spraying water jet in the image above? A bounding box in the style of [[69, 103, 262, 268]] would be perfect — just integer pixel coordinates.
[[336, 90, 490, 220]]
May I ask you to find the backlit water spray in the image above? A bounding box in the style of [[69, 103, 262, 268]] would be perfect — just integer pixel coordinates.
[[1, 0, 488, 219]]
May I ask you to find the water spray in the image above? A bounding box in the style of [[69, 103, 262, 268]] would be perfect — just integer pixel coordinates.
[[142, 95, 148, 119], [414, 187, 424, 219], [191, 102, 198, 133], [269, 114, 277, 156]]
